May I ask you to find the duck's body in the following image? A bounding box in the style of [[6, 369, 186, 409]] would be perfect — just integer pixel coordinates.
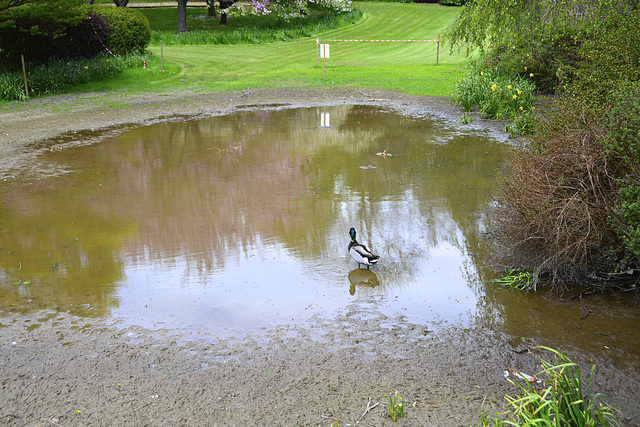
[[348, 228, 379, 269]]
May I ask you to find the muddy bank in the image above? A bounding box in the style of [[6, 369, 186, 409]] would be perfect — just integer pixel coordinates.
[[0, 87, 502, 151], [2, 303, 638, 426], [0, 306, 588, 426], [1, 88, 638, 426]]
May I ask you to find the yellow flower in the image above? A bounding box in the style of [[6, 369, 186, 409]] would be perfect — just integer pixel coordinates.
[[513, 94, 517, 99], [480, 71, 484, 76], [530, 73, 534, 77], [519, 106, 523, 110], [491, 84, 497, 91], [524, 66, 528, 71], [84, 66, 88, 69], [532, 106, 536, 110], [507, 85, 512, 89], [517, 89, 522, 95]]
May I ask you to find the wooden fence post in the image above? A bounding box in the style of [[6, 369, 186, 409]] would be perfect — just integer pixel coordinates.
[[21, 54, 29, 98]]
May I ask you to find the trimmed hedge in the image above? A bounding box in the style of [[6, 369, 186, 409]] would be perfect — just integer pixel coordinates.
[[94, 7, 151, 55]]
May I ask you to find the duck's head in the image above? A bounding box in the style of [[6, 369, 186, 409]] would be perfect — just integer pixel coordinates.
[[349, 227, 357, 242]]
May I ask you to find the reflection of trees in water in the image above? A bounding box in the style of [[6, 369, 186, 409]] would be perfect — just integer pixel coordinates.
[[0, 105, 510, 313], [0, 171, 133, 317]]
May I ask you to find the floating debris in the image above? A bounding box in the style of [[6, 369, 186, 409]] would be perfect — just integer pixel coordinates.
[[504, 368, 543, 385], [376, 149, 393, 157], [359, 165, 377, 170]]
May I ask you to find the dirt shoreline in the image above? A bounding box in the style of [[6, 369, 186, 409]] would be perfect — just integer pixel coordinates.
[[0, 87, 502, 150], [1, 88, 637, 426], [0, 306, 532, 427]]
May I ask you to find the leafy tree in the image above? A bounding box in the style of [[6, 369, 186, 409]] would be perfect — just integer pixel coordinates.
[[0, 0, 87, 33], [444, 0, 637, 91], [0, 0, 32, 13], [0, 0, 93, 67], [568, 7, 640, 106], [177, 0, 352, 33]]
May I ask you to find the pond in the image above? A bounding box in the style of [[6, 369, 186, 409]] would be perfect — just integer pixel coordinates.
[[1, 104, 639, 370]]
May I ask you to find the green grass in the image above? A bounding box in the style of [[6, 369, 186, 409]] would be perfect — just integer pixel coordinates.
[[131, 6, 365, 43], [2, 2, 470, 102], [80, 2, 468, 97]]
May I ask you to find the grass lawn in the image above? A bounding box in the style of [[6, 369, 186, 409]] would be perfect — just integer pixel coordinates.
[[74, 2, 471, 98]]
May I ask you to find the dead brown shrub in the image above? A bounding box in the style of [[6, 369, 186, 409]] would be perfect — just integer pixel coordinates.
[[496, 98, 623, 288]]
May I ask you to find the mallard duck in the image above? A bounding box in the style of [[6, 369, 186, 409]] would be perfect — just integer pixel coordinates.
[[348, 227, 379, 269]]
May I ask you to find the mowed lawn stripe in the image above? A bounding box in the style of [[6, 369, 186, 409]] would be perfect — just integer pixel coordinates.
[[141, 2, 468, 95]]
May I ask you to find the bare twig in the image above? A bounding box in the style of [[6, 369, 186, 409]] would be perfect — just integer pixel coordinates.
[[594, 331, 616, 340], [357, 397, 381, 423], [580, 306, 593, 320]]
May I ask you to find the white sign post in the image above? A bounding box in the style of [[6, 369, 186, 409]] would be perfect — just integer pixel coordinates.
[[320, 109, 330, 128], [319, 43, 330, 80]]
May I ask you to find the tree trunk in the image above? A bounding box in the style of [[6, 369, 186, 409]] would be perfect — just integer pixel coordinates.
[[177, 0, 188, 33], [219, 0, 235, 25], [207, 0, 216, 17], [113, 0, 129, 6], [86, 0, 96, 4]]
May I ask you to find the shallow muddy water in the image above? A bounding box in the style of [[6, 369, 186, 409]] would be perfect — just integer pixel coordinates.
[[1, 104, 639, 371]]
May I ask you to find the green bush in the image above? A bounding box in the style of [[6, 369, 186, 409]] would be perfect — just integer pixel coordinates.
[[605, 82, 640, 265], [604, 82, 640, 167], [614, 184, 640, 264], [480, 45, 551, 95], [568, 9, 640, 107], [95, 7, 151, 55], [454, 64, 536, 134]]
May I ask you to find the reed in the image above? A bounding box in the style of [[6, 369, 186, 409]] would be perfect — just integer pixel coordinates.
[[477, 347, 621, 426]]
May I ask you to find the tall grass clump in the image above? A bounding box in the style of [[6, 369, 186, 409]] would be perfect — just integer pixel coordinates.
[[455, 64, 536, 135], [477, 347, 620, 426], [0, 54, 149, 101], [489, 268, 533, 291]]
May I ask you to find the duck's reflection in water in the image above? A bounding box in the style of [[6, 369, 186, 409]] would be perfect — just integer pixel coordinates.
[[348, 268, 380, 296]]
